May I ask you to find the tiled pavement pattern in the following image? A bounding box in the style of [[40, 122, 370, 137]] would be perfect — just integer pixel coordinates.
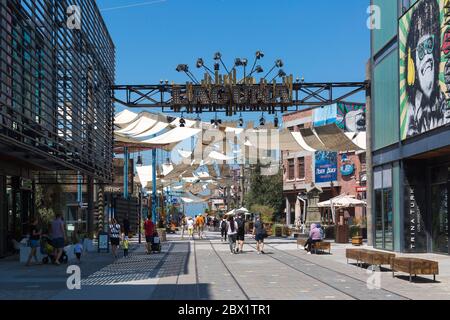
[[1, 232, 450, 300]]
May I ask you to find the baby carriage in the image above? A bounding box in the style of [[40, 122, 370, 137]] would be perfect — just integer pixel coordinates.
[[40, 235, 68, 264], [151, 232, 161, 253]]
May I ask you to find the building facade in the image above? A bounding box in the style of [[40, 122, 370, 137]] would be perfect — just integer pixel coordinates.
[[282, 104, 367, 227], [371, 0, 450, 254], [0, 0, 115, 256]]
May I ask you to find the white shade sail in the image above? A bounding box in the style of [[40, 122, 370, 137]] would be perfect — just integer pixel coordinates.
[[116, 116, 157, 136], [208, 151, 235, 161], [180, 192, 206, 203], [136, 165, 155, 186], [115, 110, 138, 126], [291, 131, 317, 152], [161, 163, 174, 176], [132, 122, 169, 138], [141, 127, 202, 145], [178, 149, 193, 158], [345, 132, 366, 150]]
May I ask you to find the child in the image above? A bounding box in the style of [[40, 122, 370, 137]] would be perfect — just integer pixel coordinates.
[[74, 240, 83, 264], [151, 231, 160, 253], [122, 236, 129, 257]]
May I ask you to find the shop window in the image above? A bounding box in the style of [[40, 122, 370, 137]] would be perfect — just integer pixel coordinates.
[[373, 165, 394, 250]]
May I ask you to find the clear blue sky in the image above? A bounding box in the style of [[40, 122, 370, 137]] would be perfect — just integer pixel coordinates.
[[97, 0, 370, 216], [97, 0, 370, 120]]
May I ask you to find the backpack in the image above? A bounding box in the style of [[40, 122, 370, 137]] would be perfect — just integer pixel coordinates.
[[220, 220, 227, 230], [236, 218, 244, 231]]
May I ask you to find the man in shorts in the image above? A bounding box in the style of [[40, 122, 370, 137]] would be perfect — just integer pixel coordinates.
[[235, 214, 245, 254], [253, 216, 266, 255]]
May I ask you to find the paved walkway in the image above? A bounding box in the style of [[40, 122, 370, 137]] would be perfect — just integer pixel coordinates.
[[1, 232, 449, 300]]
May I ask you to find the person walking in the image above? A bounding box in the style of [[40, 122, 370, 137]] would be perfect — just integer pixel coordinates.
[[109, 218, 121, 258], [144, 215, 155, 254], [123, 214, 130, 237], [227, 216, 238, 254], [26, 217, 41, 266], [187, 217, 194, 239], [196, 214, 205, 239], [253, 217, 266, 255], [180, 215, 187, 240], [122, 236, 130, 258], [235, 213, 245, 254], [220, 217, 228, 242], [51, 213, 66, 265]]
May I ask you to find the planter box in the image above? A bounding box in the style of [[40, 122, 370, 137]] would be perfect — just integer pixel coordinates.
[[351, 236, 363, 246]]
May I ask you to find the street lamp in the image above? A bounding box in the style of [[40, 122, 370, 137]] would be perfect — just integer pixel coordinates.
[[264, 59, 284, 80], [176, 64, 199, 84]]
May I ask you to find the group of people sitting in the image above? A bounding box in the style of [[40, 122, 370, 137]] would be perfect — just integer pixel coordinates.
[[304, 223, 325, 254]]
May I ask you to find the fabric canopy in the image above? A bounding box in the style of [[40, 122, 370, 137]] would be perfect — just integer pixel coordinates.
[[136, 165, 155, 186], [115, 110, 138, 126], [208, 151, 235, 161], [314, 124, 362, 151], [180, 192, 207, 203], [142, 127, 201, 145], [116, 116, 158, 136], [133, 122, 169, 138]]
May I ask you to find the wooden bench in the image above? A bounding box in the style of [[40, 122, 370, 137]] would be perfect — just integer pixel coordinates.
[[346, 249, 395, 270], [346, 248, 369, 267], [297, 238, 331, 254], [391, 257, 439, 282]]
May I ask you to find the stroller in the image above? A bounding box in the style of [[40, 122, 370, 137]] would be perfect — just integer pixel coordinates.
[[150, 232, 161, 253], [40, 235, 68, 264]]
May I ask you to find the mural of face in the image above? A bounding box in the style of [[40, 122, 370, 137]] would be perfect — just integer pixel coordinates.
[[415, 34, 435, 98]]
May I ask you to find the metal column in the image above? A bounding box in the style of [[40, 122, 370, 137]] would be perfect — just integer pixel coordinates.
[[152, 148, 157, 224], [123, 147, 129, 199]]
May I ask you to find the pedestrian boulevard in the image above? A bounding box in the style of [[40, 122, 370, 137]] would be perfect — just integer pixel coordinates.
[[1, 231, 450, 300]]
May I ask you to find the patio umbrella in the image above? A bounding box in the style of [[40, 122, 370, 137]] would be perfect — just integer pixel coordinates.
[[318, 194, 367, 223]]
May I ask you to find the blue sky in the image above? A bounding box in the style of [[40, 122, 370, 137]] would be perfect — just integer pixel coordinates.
[[96, 0, 370, 216], [97, 0, 370, 120]]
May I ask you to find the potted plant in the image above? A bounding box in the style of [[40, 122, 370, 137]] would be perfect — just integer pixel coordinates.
[[351, 225, 363, 246]]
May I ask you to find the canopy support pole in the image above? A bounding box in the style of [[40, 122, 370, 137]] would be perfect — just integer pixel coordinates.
[[152, 148, 157, 224], [124, 147, 129, 199]]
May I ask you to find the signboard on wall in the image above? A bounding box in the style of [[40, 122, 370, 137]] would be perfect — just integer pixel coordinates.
[[404, 185, 428, 253], [399, 0, 450, 140], [315, 151, 337, 183]]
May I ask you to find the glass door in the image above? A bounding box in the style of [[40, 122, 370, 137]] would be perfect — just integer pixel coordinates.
[[431, 183, 448, 254]]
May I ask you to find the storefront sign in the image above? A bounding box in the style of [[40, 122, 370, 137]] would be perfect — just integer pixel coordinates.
[[340, 155, 355, 176], [399, 0, 450, 140], [315, 151, 337, 183], [404, 185, 427, 253]]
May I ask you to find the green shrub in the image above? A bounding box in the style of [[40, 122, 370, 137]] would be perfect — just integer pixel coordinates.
[[349, 225, 361, 238]]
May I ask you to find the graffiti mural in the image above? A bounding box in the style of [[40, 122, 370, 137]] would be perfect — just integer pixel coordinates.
[[336, 102, 366, 132], [399, 0, 450, 140]]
